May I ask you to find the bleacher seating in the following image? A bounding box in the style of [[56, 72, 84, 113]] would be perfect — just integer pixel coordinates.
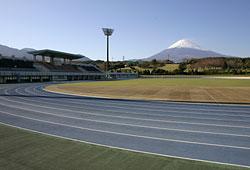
[[0, 58, 102, 73], [79, 65, 101, 73], [0, 58, 38, 71], [63, 64, 81, 72], [37, 62, 81, 72]]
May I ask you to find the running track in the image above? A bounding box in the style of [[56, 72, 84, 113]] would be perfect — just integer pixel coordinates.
[[0, 82, 250, 168]]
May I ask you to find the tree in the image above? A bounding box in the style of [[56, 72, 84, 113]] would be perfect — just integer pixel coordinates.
[[142, 69, 150, 75], [151, 69, 168, 75], [178, 62, 187, 74], [151, 59, 158, 68]]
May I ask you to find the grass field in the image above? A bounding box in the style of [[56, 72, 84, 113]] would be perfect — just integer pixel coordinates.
[[46, 78, 250, 104], [120, 64, 179, 72], [158, 64, 180, 71], [0, 123, 248, 170]]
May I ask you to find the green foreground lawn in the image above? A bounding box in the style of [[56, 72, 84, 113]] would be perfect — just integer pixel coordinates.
[[0, 124, 248, 170]]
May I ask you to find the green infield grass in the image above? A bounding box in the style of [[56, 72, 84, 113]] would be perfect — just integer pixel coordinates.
[[46, 78, 250, 104], [0, 123, 248, 170]]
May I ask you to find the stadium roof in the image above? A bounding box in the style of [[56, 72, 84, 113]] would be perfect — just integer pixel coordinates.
[[28, 49, 84, 60]]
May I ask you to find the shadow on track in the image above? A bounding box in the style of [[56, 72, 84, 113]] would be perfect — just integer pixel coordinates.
[[0, 94, 148, 103]]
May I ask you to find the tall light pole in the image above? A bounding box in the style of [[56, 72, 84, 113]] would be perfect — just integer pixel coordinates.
[[102, 28, 114, 77]]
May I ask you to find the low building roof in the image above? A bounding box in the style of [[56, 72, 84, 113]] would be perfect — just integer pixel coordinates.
[[28, 49, 84, 60]]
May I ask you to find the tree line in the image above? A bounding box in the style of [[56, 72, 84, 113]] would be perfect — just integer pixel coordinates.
[[78, 57, 250, 75]]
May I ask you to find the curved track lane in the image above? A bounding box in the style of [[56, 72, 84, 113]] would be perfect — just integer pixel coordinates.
[[0, 82, 250, 167]]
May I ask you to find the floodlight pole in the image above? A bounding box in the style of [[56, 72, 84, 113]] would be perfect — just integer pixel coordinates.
[[102, 28, 114, 78], [106, 35, 109, 73]]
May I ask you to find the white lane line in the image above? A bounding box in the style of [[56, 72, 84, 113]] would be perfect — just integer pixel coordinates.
[[27, 86, 250, 119], [2, 89, 250, 130], [0, 122, 249, 169], [7, 90, 250, 124], [23, 90, 250, 124], [0, 101, 249, 138], [10, 87, 250, 124], [43, 85, 250, 110], [1, 110, 250, 151], [36, 84, 250, 113]]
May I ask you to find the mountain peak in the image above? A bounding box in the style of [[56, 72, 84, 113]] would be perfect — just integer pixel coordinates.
[[143, 39, 226, 62], [168, 39, 202, 50]]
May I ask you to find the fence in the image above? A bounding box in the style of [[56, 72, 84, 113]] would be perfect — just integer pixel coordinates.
[[139, 75, 205, 79], [0, 71, 138, 83]]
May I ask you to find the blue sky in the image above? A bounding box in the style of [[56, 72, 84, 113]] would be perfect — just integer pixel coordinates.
[[0, 0, 250, 60]]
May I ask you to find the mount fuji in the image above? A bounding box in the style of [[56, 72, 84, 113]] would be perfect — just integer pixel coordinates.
[[143, 39, 227, 63]]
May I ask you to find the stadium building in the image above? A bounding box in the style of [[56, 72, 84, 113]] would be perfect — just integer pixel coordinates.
[[0, 49, 137, 83]]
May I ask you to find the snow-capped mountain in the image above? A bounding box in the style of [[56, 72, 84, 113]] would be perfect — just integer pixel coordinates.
[[143, 39, 227, 63], [168, 39, 203, 50]]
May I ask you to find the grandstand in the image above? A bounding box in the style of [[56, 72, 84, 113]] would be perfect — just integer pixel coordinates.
[[0, 58, 37, 71], [0, 49, 137, 83], [78, 64, 102, 73], [36, 62, 81, 73]]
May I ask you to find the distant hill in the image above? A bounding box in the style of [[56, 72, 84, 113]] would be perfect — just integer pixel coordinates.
[[0, 43, 91, 61], [0, 44, 34, 60], [143, 39, 227, 63], [75, 56, 92, 62], [20, 48, 36, 53]]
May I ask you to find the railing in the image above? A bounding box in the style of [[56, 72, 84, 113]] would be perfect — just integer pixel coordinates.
[[139, 75, 205, 78], [0, 70, 138, 77]]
